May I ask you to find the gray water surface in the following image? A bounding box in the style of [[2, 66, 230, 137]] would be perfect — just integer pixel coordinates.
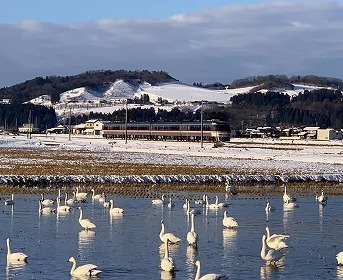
[[1, 190, 343, 279]]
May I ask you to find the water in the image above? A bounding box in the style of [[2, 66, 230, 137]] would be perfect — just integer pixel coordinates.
[[0, 190, 343, 279]]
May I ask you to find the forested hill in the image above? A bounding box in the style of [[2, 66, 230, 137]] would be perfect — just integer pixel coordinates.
[[0, 70, 178, 104]]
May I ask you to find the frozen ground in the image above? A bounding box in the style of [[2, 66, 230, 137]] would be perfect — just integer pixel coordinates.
[[0, 133, 342, 184]]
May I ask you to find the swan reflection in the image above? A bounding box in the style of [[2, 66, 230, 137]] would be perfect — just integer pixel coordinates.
[[6, 262, 26, 279], [223, 229, 238, 248], [161, 270, 175, 280], [78, 230, 95, 256], [337, 266, 343, 279], [260, 263, 283, 280], [159, 243, 179, 259]]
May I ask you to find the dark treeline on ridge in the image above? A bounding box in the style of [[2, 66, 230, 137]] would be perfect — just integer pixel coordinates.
[[0, 71, 342, 131]]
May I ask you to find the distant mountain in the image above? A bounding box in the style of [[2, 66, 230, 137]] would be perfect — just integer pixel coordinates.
[[1, 71, 342, 105], [0, 70, 177, 104]]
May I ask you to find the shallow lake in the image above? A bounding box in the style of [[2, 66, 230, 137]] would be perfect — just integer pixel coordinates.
[[1, 188, 343, 279]]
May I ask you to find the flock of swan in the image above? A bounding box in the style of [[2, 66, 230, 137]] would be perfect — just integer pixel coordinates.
[[3, 184, 342, 279]]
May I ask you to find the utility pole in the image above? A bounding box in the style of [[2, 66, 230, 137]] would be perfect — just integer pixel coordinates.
[[68, 107, 72, 141], [200, 101, 204, 148], [124, 99, 128, 144], [27, 110, 32, 139]]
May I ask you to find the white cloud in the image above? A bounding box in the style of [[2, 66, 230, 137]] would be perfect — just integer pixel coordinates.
[[1, 1, 343, 88]]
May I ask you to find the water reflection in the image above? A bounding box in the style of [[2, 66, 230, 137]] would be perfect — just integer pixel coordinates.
[[319, 203, 324, 233], [159, 243, 180, 259], [337, 266, 343, 279], [223, 229, 238, 249], [160, 270, 175, 280], [260, 263, 282, 280], [6, 262, 26, 279], [78, 230, 95, 257], [186, 245, 198, 278]]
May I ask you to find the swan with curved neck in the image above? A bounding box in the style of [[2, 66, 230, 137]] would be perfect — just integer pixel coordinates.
[[68, 256, 102, 276], [316, 189, 327, 205], [78, 207, 96, 230], [152, 194, 165, 205], [265, 227, 288, 250], [283, 186, 296, 204], [91, 188, 102, 200], [7, 238, 28, 262], [194, 260, 227, 280], [40, 194, 55, 207], [215, 196, 229, 208], [187, 213, 198, 246], [39, 200, 56, 214], [109, 199, 124, 214], [222, 211, 239, 229], [160, 220, 181, 244], [75, 187, 88, 202], [265, 201, 275, 212], [260, 234, 284, 264], [161, 239, 176, 272], [56, 197, 71, 212]]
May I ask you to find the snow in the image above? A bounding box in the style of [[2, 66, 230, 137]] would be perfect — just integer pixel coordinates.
[[0, 133, 342, 185]]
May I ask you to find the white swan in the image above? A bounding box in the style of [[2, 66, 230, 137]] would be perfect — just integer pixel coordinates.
[[316, 190, 327, 205], [265, 227, 289, 250], [222, 211, 239, 229], [40, 194, 55, 207], [78, 206, 96, 230], [65, 192, 75, 205], [205, 195, 220, 209], [98, 192, 106, 204], [283, 186, 296, 203], [57, 189, 64, 200], [160, 220, 181, 244], [39, 200, 56, 214], [5, 194, 15, 205], [152, 194, 165, 205], [91, 188, 102, 200], [336, 252, 343, 265], [68, 256, 102, 277], [161, 239, 176, 272], [187, 212, 198, 246], [102, 194, 110, 208], [7, 238, 28, 262], [265, 201, 275, 212], [109, 199, 124, 214], [56, 197, 71, 212], [215, 196, 229, 208], [260, 234, 284, 264], [168, 197, 174, 209], [194, 260, 227, 280], [75, 187, 88, 202]]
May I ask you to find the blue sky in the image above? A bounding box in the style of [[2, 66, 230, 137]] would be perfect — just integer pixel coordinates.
[[1, 0, 343, 88], [1, 0, 261, 23]]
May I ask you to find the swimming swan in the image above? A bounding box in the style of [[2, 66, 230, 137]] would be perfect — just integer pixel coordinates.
[[5, 194, 15, 205], [40, 194, 55, 207], [78, 207, 96, 230], [205, 195, 220, 209], [215, 196, 229, 208], [260, 234, 284, 264], [7, 238, 28, 262], [187, 200, 201, 215], [161, 239, 176, 272], [160, 220, 181, 244], [222, 211, 239, 229], [168, 197, 174, 209], [56, 197, 71, 212], [315, 190, 327, 205], [109, 199, 124, 214], [68, 256, 102, 277], [75, 187, 88, 202], [187, 212, 198, 246], [336, 252, 343, 265], [39, 200, 56, 214], [265, 227, 289, 250], [152, 194, 166, 205], [283, 186, 296, 204], [265, 201, 275, 212], [91, 188, 102, 200], [194, 260, 227, 280]]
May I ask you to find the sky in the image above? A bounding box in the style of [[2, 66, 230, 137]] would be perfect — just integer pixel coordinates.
[[1, 0, 343, 88]]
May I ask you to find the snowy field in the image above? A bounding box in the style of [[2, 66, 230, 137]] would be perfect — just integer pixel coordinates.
[[0, 133, 342, 184]]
